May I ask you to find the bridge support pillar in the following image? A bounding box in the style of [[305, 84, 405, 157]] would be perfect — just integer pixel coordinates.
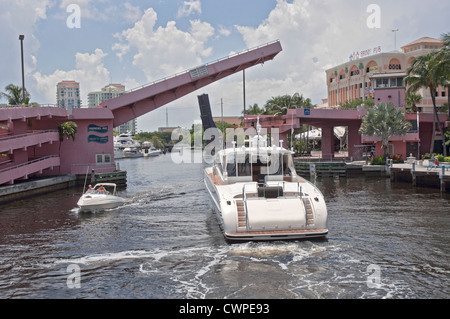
[[321, 124, 334, 160], [348, 123, 363, 160]]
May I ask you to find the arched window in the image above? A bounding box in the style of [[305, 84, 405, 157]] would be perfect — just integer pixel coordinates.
[[388, 58, 402, 70], [329, 73, 336, 83], [366, 60, 378, 73], [350, 65, 360, 77]]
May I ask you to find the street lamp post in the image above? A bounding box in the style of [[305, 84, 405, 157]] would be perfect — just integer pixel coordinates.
[[19, 35, 25, 104], [392, 29, 399, 51]]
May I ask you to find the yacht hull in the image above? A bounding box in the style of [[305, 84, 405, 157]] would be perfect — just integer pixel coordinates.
[[204, 168, 328, 242]]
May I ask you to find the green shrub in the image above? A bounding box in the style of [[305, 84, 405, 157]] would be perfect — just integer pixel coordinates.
[[436, 154, 445, 162], [443, 156, 450, 163], [371, 155, 386, 165]]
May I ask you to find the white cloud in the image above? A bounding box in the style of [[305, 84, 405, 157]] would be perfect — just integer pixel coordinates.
[[123, 2, 143, 24], [113, 8, 215, 82], [232, 0, 384, 106], [177, 0, 202, 18], [218, 26, 231, 37], [58, 0, 111, 21], [31, 49, 110, 105]]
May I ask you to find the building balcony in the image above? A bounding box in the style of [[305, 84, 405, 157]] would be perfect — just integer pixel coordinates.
[[0, 130, 59, 154], [0, 155, 60, 185]]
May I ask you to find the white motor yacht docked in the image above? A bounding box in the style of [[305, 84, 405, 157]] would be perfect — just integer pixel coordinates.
[[123, 147, 144, 158], [204, 123, 328, 241], [77, 183, 125, 212]]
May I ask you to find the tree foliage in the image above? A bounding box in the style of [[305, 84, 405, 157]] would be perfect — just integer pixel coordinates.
[[243, 93, 314, 116], [359, 102, 412, 157], [1, 84, 30, 105], [58, 121, 78, 141], [263, 93, 313, 115], [404, 47, 448, 156]]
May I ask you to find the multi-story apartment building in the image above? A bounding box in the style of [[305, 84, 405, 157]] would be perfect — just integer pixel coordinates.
[[56, 80, 81, 114], [87, 84, 126, 108], [87, 84, 136, 134], [325, 37, 447, 112]]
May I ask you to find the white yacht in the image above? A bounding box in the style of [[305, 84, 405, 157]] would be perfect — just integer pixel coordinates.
[[77, 183, 125, 213], [123, 147, 143, 158], [204, 121, 328, 241], [114, 132, 141, 159]]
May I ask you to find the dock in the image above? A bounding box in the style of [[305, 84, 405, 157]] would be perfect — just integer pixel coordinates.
[[294, 158, 450, 193], [0, 175, 77, 204], [88, 170, 127, 189], [294, 159, 347, 177], [389, 162, 450, 193]]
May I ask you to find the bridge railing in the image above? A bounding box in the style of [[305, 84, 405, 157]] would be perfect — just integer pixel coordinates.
[[124, 40, 281, 94]]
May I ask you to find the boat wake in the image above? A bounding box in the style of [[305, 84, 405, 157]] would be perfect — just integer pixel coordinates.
[[50, 238, 418, 299]]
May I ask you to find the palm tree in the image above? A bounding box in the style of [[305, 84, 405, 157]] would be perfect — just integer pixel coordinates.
[[359, 102, 412, 158], [58, 121, 78, 142], [243, 103, 264, 115], [405, 93, 422, 112], [404, 53, 447, 156], [0, 84, 30, 105], [431, 32, 450, 119], [264, 93, 313, 115]]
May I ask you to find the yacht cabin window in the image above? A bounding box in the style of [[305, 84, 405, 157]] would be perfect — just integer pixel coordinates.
[[220, 151, 295, 181]]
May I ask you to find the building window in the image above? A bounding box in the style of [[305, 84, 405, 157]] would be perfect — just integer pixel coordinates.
[[96, 154, 112, 164], [388, 63, 401, 70], [388, 144, 394, 156], [376, 78, 389, 88]]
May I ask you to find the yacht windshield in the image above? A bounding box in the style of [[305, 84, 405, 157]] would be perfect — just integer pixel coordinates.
[[221, 150, 295, 181]]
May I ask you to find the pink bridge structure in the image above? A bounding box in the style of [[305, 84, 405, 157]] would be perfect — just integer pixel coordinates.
[[0, 41, 282, 185]]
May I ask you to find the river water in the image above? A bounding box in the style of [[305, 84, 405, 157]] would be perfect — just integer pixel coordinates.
[[0, 153, 449, 300]]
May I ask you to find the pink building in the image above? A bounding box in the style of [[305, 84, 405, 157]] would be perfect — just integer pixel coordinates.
[[326, 37, 448, 113], [243, 37, 449, 161]]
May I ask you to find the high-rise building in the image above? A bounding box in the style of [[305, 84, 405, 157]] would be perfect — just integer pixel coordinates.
[[56, 80, 81, 114], [87, 84, 126, 108], [325, 37, 447, 112], [87, 84, 137, 134]]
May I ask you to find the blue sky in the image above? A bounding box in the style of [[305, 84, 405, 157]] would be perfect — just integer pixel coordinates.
[[1, 0, 449, 131]]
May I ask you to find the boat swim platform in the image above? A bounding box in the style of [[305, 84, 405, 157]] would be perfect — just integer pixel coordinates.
[[101, 40, 283, 128]]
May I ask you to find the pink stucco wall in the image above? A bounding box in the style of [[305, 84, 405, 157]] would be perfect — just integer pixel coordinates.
[[374, 87, 406, 109], [60, 108, 115, 175]]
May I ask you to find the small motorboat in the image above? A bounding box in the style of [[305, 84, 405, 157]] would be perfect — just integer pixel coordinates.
[[77, 183, 125, 212]]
